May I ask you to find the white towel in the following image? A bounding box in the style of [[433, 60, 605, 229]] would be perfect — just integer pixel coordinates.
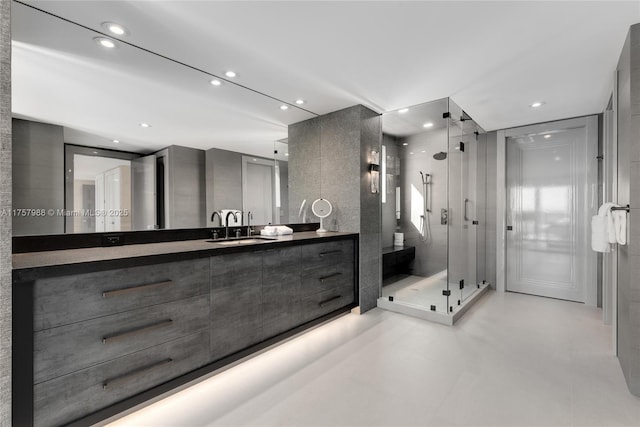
[[591, 215, 609, 252], [606, 207, 627, 245], [592, 203, 617, 252], [260, 225, 293, 236]]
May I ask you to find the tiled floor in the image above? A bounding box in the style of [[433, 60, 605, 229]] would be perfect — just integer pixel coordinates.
[[106, 291, 640, 426]]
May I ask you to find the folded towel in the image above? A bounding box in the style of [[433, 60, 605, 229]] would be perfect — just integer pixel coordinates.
[[592, 202, 617, 252], [591, 215, 610, 253], [260, 225, 293, 236], [608, 209, 627, 245]]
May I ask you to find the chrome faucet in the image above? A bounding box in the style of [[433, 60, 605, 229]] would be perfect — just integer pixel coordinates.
[[225, 211, 238, 240], [210, 210, 222, 240], [211, 210, 222, 226], [246, 211, 253, 237]]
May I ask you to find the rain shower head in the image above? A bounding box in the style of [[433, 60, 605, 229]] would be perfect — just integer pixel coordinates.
[[433, 152, 447, 160]]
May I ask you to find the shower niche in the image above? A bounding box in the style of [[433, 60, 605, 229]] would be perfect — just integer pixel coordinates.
[[378, 98, 489, 324]]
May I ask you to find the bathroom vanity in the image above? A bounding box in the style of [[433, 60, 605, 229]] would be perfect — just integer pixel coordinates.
[[12, 232, 358, 427]]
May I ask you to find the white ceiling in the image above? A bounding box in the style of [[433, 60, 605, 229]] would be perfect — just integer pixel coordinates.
[[12, 1, 640, 155]]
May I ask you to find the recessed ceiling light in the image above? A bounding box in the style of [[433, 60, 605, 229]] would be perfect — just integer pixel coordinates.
[[554, 156, 561, 161], [225, 70, 236, 78], [423, 122, 434, 128], [421, 150, 426, 153], [544, 134, 551, 139], [402, 142, 409, 146], [101, 22, 128, 36], [210, 79, 221, 86], [280, 105, 289, 110], [530, 101, 545, 108], [253, 158, 257, 162], [399, 108, 409, 114], [409, 152, 414, 155], [139, 123, 151, 128], [295, 99, 305, 105], [92, 151, 98, 154], [285, 153, 289, 156], [94, 37, 116, 48], [112, 139, 119, 144]]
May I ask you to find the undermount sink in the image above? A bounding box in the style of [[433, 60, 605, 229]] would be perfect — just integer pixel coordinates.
[[207, 236, 278, 245]]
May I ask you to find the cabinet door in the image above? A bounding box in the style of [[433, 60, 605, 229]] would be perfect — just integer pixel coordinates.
[[210, 252, 263, 361], [262, 246, 301, 339]]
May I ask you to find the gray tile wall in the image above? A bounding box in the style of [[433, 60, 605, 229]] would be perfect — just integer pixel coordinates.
[[288, 105, 382, 313], [166, 145, 206, 229], [288, 118, 321, 223], [205, 148, 243, 226], [617, 23, 640, 396], [1, 0, 10, 421], [358, 106, 382, 312], [12, 119, 64, 235], [381, 134, 399, 247], [319, 106, 361, 232]]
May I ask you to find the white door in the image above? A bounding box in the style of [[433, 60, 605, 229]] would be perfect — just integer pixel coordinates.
[[506, 117, 597, 303]]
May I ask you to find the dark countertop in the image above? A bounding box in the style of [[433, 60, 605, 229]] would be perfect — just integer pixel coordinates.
[[382, 245, 415, 255], [12, 232, 358, 281]]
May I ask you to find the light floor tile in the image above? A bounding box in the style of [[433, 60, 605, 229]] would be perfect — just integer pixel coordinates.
[[106, 291, 640, 427]]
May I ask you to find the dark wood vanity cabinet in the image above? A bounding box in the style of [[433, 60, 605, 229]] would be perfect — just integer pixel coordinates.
[[210, 251, 264, 361], [27, 258, 211, 427], [13, 234, 357, 426], [262, 246, 303, 339]]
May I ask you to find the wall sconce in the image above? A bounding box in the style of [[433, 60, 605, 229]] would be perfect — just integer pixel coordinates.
[[369, 150, 380, 193]]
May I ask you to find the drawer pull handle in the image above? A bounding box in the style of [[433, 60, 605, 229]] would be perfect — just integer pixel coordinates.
[[319, 250, 341, 257], [319, 295, 341, 307], [103, 358, 174, 390], [319, 272, 343, 282], [102, 319, 173, 344], [102, 280, 174, 298]]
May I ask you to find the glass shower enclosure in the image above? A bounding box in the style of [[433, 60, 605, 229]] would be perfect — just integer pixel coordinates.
[[379, 98, 488, 323]]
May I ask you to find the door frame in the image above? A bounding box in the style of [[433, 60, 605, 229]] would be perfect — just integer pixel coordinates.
[[496, 116, 598, 306]]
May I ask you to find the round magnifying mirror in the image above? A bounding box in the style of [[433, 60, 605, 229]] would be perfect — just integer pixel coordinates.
[[311, 198, 332, 233]]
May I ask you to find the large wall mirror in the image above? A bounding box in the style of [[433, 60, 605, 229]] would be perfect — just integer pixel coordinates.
[[11, 1, 313, 236]]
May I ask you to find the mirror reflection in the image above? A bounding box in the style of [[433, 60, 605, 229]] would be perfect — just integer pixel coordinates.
[[11, 2, 313, 236]]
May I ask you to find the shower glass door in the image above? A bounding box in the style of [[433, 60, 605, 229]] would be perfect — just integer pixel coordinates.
[[380, 98, 450, 313], [447, 99, 482, 312]]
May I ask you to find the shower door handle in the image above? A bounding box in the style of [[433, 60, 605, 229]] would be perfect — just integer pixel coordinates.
[[464, 198, 470, 221]]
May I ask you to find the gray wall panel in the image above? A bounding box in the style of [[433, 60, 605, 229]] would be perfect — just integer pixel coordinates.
[[288, 118, 321, 223], [12, 119, 64, 235], [205, 148, 242, 226], [288, 105, 382, 313], [165, 146, 205, 229], [0, 0, 10, 421], [617, 23, 640, 396]]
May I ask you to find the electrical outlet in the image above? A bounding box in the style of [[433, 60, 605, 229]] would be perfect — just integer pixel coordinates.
[[102, 234, 124, 246]]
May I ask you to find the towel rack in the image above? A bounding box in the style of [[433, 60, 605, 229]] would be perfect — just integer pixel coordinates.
[[611, 205, 630, 212]]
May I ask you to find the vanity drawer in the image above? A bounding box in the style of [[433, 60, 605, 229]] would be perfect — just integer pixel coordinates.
[[300, 240, 354, 271], [300, 283, 354, 323], [34, 330, 209, 427], [34, 258, 210, 331], [300, 261, 354, 297], [34, 294, 209, 384]]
